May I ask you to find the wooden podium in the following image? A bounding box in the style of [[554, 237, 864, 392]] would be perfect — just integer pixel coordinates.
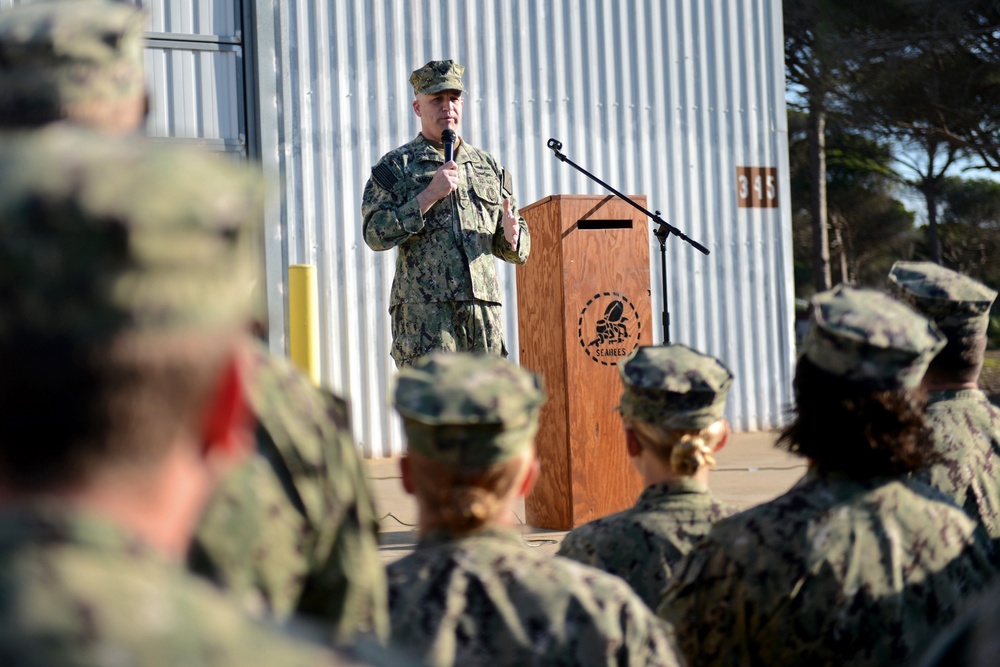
[[516, 195, 652, 530]]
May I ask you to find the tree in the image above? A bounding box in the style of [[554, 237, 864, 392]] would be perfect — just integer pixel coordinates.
[[788, 110, 915, 295], [784, 0, 921, 286], [936, 177, 1000, 290], [839, 0, 1000, 261], [784, 0, 847, 292]]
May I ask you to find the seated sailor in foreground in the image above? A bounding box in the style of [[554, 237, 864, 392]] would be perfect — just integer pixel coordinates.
[[385, 352, 682, 667]]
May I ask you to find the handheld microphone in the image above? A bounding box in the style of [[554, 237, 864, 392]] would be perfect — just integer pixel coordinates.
[[442, 129, 456, 163]]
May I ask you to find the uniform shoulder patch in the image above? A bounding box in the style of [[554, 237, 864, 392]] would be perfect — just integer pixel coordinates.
[[371, 163, 398, 191]]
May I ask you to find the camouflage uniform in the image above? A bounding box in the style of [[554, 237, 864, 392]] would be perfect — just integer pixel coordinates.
[[888, 262, 1000, 549], [919, 389, 1000, 543], [189, 342, 389, 642], [658, 286, 996, 667], [362, 61, 530, 367], [388, 353, 683, 667], [389, 526, 682, 667], [0, 2, 389, 639], [0, 128, 385, 666], [659, 470, 995, 667], [558, 344, 739, 608], [0, 0, 146, 129], [915, 580, 1000, 667], [0, 506, 375, 667], [558, 479, 736, 610]]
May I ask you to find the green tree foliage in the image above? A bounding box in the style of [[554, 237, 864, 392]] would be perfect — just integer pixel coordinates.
[[784, 0, 1000, 271], [789, 110, 916, 298], [843, 0, 998, 262], [935, 177, 1000, 290], [784, 0, 856, 292]]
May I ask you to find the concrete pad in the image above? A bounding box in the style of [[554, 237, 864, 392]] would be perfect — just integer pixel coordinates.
[[366, 430, 807, 564]]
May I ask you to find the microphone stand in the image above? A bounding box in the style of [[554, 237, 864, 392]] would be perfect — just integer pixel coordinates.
[[546, 138, 709, 344]]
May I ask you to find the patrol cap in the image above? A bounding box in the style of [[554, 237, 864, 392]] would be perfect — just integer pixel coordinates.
[[802, 284, 945, 390], [887, 261, 997, 337], [0, 0, 147, 121], [393, 352, 546, 467], [0, 126, 264, 341], [618, 344, 734, 430], [409, 59, 465, 96]]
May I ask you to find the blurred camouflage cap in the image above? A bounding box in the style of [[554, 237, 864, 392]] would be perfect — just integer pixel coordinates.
[[409, 59, 465, 96], [0, 126, 264, 340], [0, 0, 146, 121], [393, 352, 546, 467], [618, 344, 734, 430], [803, 284, 945, 390], [887, 261, 997, 337]]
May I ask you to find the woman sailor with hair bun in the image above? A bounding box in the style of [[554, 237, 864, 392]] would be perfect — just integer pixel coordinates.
[[557, 343, 739, 609]]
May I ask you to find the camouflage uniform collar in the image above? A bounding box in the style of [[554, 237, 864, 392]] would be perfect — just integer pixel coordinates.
[[418, 524, 523, 549], [0, 502, 160, 560], [636, 479, 710, 507], [412, 133, 474, 164], [927, 387, 987, 403]]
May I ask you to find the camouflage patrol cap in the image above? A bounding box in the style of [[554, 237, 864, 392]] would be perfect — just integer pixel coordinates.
[[0, 0, 146, 121], [0, 126, 264, 340], [393, 352, 546, 467], [409, 59, 465, 96], [803, 284, 945, 390], [618, 344, 734, 430], [887, 261, 997, 337]]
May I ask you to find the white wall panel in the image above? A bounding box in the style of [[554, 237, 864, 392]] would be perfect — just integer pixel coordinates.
[[144, 0, 239, 39], [144, 41, 246, 154], [0, 0, 248, 155], [256, 0, 796, 458], [0, 0, 238, 38]]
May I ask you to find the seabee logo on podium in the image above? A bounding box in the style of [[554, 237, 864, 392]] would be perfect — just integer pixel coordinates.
[[577, 292, 643, 366]]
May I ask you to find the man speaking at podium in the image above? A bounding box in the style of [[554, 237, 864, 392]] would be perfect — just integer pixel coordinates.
[[362, 59, 530, 368]]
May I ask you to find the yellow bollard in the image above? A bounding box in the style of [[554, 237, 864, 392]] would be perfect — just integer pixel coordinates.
[[288, 264, 320, 385]]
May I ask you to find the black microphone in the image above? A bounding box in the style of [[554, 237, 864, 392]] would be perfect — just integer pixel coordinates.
[[441, 129, 456, 163]]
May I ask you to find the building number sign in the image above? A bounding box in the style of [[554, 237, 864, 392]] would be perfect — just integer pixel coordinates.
[[736, 166, 778, 208]]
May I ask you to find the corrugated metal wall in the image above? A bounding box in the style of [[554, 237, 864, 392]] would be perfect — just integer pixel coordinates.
[[142, 0, 248, 156], [255, 0, 795, 458], [0, 0, 248, 154]]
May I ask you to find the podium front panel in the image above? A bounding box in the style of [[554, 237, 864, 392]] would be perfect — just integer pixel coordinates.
[[517, 195, 650, 529]]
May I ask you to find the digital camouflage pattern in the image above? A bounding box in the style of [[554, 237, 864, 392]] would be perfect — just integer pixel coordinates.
[[189, 342, 388, 643], [888, 261, 997, 336], [916, 389, 1000, 548], [802, 284, 945, 390], [362, 133, 529, 365], [886, 262, 1000, 552], [557, 478, 738, 609], [0, 126, 261, 338], [0, 505, 378, 667], [915, 580, 1000, 667], [389, 300, 507, 366], [392, 352, 546, 467], [0, 0, 146, 121], [409, 59, 466, 95], [387, 526, 683, 667], [618, 344, 734, 429], [658, 469, 996, 667]]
